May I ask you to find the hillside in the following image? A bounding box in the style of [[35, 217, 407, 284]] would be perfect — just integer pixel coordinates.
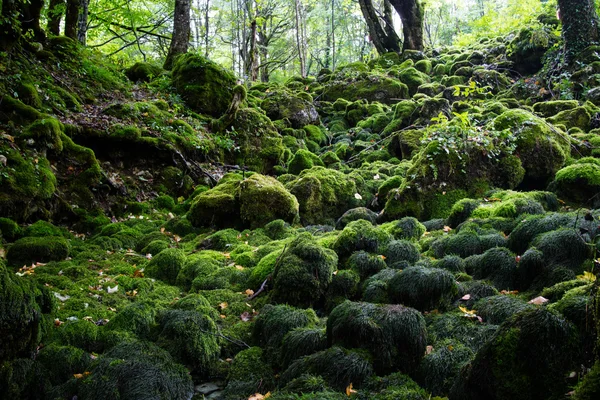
[[1, 11, 600, 400]]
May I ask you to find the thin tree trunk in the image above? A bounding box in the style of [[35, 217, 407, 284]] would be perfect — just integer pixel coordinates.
[[389, 0, 425, 51], [247, 20, 258, 81], [164, 0, 191, 69], [47, 0, 65, 36], [331, 0, 336, 70], [358, 0, 401, 54], [294, 0, 306, 77], [204, 0, 210, 57], [558, 0, 600, 64], [77, 0, 89, 44]]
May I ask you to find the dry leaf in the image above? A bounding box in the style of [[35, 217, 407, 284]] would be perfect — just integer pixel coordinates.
[[245, 289, 254, 296], [354, 193, 362, 200], [160, 227, 165, 233], [346, 383, 357, 396], [107, 285, 118, 294], [219, 302, 228, 310], [443, 225, 452, 233], [73, 373, 84, 379], [240, 311, 251, 322], [220, 314, 227, 319], [461, 294, 471, 300], [235, 265, 245, 270], [426, 345, 434, 355], [223, 252, 231, 259], [528, 296, 548, 305]]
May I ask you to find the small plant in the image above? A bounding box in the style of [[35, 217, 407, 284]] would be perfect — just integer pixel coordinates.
[[453, 79, 489, 98]]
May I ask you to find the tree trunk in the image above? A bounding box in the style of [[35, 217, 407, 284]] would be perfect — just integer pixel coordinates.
[[164, 0, 191, 70], [47, 0, 65, 36], [358, 0, 401, 55], [20, 0, 46, 42], [77, 0, 89, 44], [65, 0, 80, 40], [389, 0, 425, 51], [204, 0, 210, 57], [558, 0, 600, 63], [293, 0, 306, 78], [331, 0, 336, 70], [246, 20, 258, 81]]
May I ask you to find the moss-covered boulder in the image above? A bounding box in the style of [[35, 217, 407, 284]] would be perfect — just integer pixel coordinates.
[[319, 72, 409, 103], [388, 266, 458, 311], [189, 173, 299, 229], [261, 89, 319, 128], [550, 159, 600, 208], [172, 53, 236, 117], [145, 248, 186, 285], [288, 149, 325, 175], [79, 341, 194, 400], [271, 233, 337, 307], [7, 236, 70, 267], [492, 109, 569, 186], [451, 308, 579, 400], [125, 62, 162, 82], [224, 347, 276, 398], [284, 167, 361, 225], [508, 26, 559, 74], [327, 301, 426, 374]]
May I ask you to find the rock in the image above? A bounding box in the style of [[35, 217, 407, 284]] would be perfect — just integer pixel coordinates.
[[260, 88, 319, 128]]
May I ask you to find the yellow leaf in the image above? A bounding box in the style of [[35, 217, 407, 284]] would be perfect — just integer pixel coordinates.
[[236, 265, 245, 270], [577, 271, 597, 282], [73, 373, 84, 379], [245, 289, 255, 296], [346, 382, 357, 396], [220, 314, 227, 319], [219, 302, 228, 310]]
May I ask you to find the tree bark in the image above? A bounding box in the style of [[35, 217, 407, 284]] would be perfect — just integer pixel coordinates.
[[558, 0, 600, 63], [164, 0, 191, 69], [293, 0, 306, 78], [65, 0, 80, 40], [47, 0, 65, 36], [358, 0, 401, 55], [389, 0, 425, 51], [20, 0, 46, 42], [77, 0, 89, 44]]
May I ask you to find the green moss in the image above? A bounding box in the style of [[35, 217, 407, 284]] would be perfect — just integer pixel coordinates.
[[145, 248, 186, 285], [398, 67, 431, 96], [79, 341, 193, 400], [547, 107, 591, 132], [552, 162, 600, 207], [0, 218, 21, 242], [125, 62, 162, 82], [0, 95, 43, 125], [187, 173, 243, 229], [347, 251, 386, 280], [417, 339, 474, 396], [320, 72, 409, 103], [415, 59, 432, 74], [285, 167, 361, 225], [467, 247, 518, 290], [474, 295, 535, 325], [384, 239, 421, 267], [333, 220, 393, 260], [533, 100, 579, 117], [335, 207, 378, 230], [573, 361, 600, 400], [327, 301, 426, 374], [533, 228, 590, 270], [172, 53, 236, 117], [7, 236, 69, 267], [156, 309, 220, 374], [388, 266, 458, 311], [261, 88, 319, 129], [384, 217, 426, 241], [224, 347, 275, 398], [37, 343, 91, 385], [288, 149, 324, 175], [280, 346, 374, 391], [106, 301, 158, 337]]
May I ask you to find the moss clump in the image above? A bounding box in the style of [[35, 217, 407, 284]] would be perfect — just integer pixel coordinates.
[[335, 207, 378, 230], [271, 233, 337, 307], [0, 218, 21, 242], [172, 53, 236, 117], [280, 346, 374, 391], [79, 341, 193, 400], [288, 149, 325, 175], [507, 212, 574, 254], [547, 107, 591, 132], [224, 347, 276, 398], [187, 173, 243, 229], [451, 308, 578, 400], [383, 217, 426, 241], [261, 89, 320, 128], [37, 343, 92, 385], [0, 261, 53, 361], [327, 301, 426, 374], [398, 67, 430, 96], [551, 161, 600, 207], [388, 266, 458, 311], [156, 309, 220, 374], [474, 295, 535, 325], [533, 100, 579, 117], [280, 327, 328, 369], [384, 239, 420, 267], [447, 198, 481, 228], [572, 361, 600, 400], [253, 304, 318, 362], [347, 251, 386, 280], [145, 248, 186, 285], [106, 301, 158, 337], [417, 339, 474, 396], [285, 167, 361, 225], [533, 228, 590, 270], [467, 247, 518, 290], [7, 236, 70, 267], [333, 220, 393, 260], [125, 62, 162, 82]]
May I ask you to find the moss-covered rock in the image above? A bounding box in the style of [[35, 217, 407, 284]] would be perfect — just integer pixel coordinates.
[[7, 236, 69, 267], [224, 346, 275, 398], [125, 62, 162, 82], [388, 266, 458, 311], [547, 106, 591, 132], [319, 72, 409, 103], [451, 308, 578, 400], [551, 160, 600, 208], [145, 248, 186, 285], [172, 53, 236, 117], [533, 100, 579, 117], [333, 219, 393, 260], [285, 167, 361, 225], [288, 149, 325, 175], [261, 89, 319, 128], [327, 301, 426, 374], [508, 26, 559, 74]]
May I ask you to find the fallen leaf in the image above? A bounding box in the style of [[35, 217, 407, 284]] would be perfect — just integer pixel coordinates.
[[73, 373, 84, 379], [220, 314, 227, 319], [443, 225, 452, 233], [346, 383, 357, 396], [354, 193, 362, 200], [240, 311, 252, 322], [461, 294, 471, 300], [528, 296, 548, 305], [426, 345, 434, 355], [107, 285, 118, 294], [245, 289, 254, 296], [373, 174, 380, 180], [219, 302, 228, 310], [236, 265, 245, 270]]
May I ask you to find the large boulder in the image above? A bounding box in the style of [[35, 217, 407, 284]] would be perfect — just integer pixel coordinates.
[[172, 53, 236, 117], [260, 89, 319, 128]]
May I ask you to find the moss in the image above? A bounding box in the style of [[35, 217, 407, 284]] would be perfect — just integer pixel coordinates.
[[0, 218, 21, 242], [447, 198, 480, 228], [507, 212, 575, 254], [20, 117, 64, 152], [320, 72, 409, 103], [280, 327, 328, 369], [288, 149, 325, 175], [0, 95, 43, 125], [474, 295, 535, 325], [533, 100, 579, 117], [492, 109, 569, 186], [125, 62, 162, 82], [573, 361, 600, 400], [384, 217, 426, 241], [430, 230, 482, 259], [327, 301, 426, 374], [171, 53, 236, 117], [106, 301, 158, 337], [156, 309, 219, 374], [261, 88, 319, 129], [280, 346, 373, 392], [79, 341, 193, 400], [415, 59, 432, 74], [333, 220, 393, 260], [253, 304, 318, 362], [467, 247, 518, 290], [533, 228, 590, 270], [384, 239, 420, 268], [552, 162, 600, 207], [224, 347, 275, 398], [23, 220, 67, 238], [303, 124, 327, 145], [388, 266, 458, 311], [381, 101, 419, 136], [7, 236, 69, 267], [335, 207, 378, 230], [347, 251, 386, 280], [37, 343, 91, 385], [285, 167, 361, 225], [417, 339, 474, 396], [547, 107, 592, 132], [397, 67, 430, 96], [145, 248, 186, 285], [188, 173, 243, 228], [451, 308, 578, 400]]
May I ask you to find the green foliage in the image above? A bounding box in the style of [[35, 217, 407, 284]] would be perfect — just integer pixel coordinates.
[[474, 295, 535, 325]]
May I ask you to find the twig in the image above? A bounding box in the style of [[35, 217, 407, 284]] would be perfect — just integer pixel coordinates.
[[247, 245, 287, 300]]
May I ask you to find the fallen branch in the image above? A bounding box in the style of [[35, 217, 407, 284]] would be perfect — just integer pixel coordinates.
[[247, 245, 287, 300]]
